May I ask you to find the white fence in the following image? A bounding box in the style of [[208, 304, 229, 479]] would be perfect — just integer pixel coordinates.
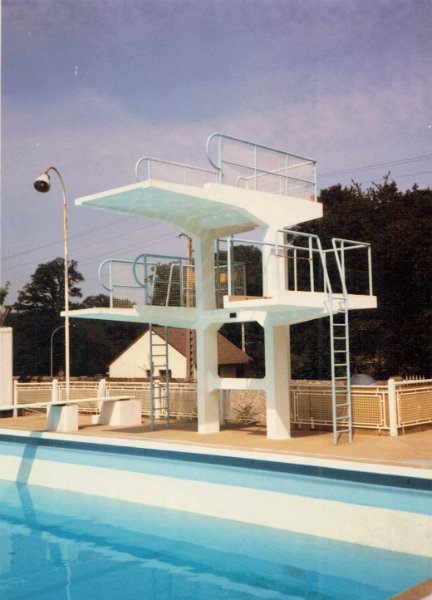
[[10, 378, 432, 435]]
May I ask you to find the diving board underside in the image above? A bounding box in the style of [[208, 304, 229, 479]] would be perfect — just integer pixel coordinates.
[[75, 180, 323, 235]]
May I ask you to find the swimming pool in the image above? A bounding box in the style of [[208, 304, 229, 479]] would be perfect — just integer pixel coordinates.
[[0, 481, 430, 599], [0, 429, 430, 598]]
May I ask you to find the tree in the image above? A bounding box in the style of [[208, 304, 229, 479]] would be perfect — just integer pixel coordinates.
[[11, 258, 84, 376], [0, 281, 11, 305], [292, 179, 432, 379], [14, 257, 83, 315]]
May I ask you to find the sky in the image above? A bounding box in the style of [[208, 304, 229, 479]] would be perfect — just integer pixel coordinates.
[[1, 0, 431, 303]]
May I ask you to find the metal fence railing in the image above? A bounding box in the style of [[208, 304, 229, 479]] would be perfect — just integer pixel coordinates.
[[134, 134, 317, 201], [206, 133, 316, 201], [10, 379, 432, 434], [135, 157, 219, 187], [98, 254, 246, 309], [395, 379, 432, 428], [289, 383, 388, 430]]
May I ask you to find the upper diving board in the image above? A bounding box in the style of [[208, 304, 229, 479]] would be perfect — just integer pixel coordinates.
[[75, 179, 322, 237]]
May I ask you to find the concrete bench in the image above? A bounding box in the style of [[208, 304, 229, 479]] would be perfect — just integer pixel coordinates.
[[0, 396, 141, 433]]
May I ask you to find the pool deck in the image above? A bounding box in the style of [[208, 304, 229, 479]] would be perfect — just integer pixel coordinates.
[[0, 413, 431, 470]]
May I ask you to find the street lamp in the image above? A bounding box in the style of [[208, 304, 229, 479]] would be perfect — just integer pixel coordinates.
[[50, 325, 65, 378], [34, 166, 70, 400]]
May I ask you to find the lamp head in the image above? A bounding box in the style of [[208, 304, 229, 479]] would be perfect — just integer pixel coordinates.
[[34, 171, 51, 193]]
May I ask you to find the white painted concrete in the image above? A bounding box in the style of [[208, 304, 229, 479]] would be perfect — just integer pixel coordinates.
[[197, 324, 220, 434], [0, 450, 429, 557], [47, 404, 78, 432], [68, 145, 376, 442], [97, 398, 141, 427], [264, 324, 291, 439], [0, 328, 13, 407]]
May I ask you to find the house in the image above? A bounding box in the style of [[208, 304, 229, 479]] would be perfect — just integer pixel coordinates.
[[109, 326, 252, 379]]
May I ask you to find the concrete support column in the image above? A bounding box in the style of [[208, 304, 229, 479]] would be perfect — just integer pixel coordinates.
[[191, 232, 216, 310], [196, 323, 220, 434], [264, 323, 291, 439], [0, 327, 13, 408], [387, 378, 399, 437]]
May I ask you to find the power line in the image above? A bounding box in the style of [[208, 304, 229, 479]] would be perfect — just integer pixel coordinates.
[[319, 154, 432, 178], [0, 216, 133, 262], [358, 170, 432, 186], [1, 221, 160, 272]]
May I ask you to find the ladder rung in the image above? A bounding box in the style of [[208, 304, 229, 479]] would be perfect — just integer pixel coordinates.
[[334, 363, 348, 367], [334, 377, 348, 380], [334, 350, 346, 353]]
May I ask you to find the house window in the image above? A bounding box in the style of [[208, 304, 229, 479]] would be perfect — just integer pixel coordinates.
[[158, 369, 172, 380]]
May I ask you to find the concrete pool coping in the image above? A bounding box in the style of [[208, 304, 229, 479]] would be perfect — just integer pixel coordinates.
[[0, 413, 431, 473]]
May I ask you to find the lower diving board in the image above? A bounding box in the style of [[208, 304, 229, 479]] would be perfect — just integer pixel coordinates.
[[0, 396, 141, 433]]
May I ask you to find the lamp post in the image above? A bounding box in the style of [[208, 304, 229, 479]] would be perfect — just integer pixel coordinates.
[[34, 167, 70, 400], [50, 325, 65, 378]]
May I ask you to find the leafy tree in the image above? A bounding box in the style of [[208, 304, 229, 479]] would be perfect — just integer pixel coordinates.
[[292, 179, 432, 379], [14, 258, 83, 315], [11, 258, 84, 376], [0, 281, 11, 305]]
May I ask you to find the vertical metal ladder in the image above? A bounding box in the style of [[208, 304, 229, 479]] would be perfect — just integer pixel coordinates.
[[328, 294, 352, 444], [149, 325, 170, 430], [329, 237, 353, 444]]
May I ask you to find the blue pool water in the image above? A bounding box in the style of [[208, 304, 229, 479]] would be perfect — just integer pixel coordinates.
[[0, 480, 430, 600], [1, 434, 430, 514]]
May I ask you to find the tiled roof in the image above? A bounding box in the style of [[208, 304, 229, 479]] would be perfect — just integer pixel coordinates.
[[153, 326, 251, 365]]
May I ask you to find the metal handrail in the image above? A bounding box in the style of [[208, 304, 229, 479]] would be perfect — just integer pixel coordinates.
[[331, 238, 373, 296], [206, 132, 317, 200], [134, 156, 218, 184], [206, 132, 315, 172]]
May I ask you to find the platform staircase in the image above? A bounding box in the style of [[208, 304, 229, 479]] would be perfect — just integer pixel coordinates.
[[149, 325, 170, 430]]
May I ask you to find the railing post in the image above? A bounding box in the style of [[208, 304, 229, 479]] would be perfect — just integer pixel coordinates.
[[368, 246, 373, 295], [13, 379, 18, 418], [108, 260, 113, 308], [219, 390, 225, 425], [97, 378, 107, 398], [227, 237, 233, 296], [387, 378, 399, 437], [309, 237, 314, 292], [51, 378, 59, 403], [253, 144, 257, 190]]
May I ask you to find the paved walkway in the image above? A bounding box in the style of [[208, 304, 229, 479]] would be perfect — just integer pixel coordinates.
[[1, 414, 431, 469]]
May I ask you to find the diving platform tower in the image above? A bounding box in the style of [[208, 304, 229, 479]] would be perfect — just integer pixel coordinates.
[[68, 133, 376, 443]]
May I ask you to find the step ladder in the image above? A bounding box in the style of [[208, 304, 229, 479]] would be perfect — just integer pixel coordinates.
[[328, 294, 352, 444], [149, 325, 170, 430]]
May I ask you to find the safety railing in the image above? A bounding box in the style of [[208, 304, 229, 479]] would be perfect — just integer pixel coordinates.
[[98, 258, 144, 308], [11, 379, 432, 432], [290, 383, 388, 430], [206, 133, 317, 201], [134, 134, 316, 201], [98, 253, 246, 309], [135, 157, 219, 187], [220, 231, 373, 298], [395, 379, 432, 429], [332, 238, 373, 297]]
